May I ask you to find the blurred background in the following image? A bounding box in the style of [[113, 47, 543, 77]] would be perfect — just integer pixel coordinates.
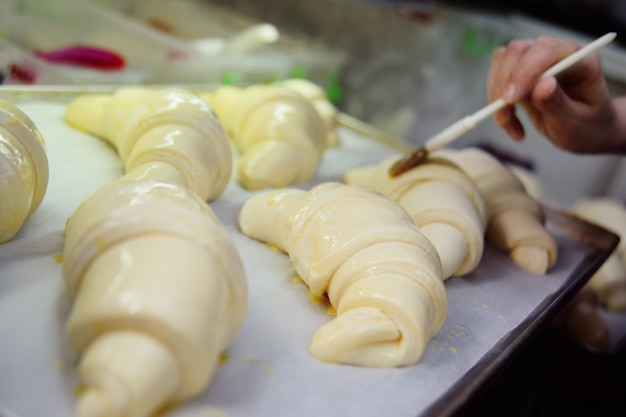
[[2, 1, 626, 415], [3, 0, 626, 207]]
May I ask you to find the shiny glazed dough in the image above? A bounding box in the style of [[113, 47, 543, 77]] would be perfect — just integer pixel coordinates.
[[239, 182, 446, 367], [0, 98, 49, 243], [437, 147, 557, 275], [62, 87, 247, 417], [205, 84, 327, 190], [64, 87, 232, 202], [277, 78, 340, 148], [344, 155, 487, 280]]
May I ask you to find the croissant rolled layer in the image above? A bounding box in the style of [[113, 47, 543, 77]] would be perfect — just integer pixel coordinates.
[[205, 84, 327, 190], [344, 156, 487, 279], [277, 78, 340, 148], [0, 98, 49, 243], [239, 182, 446, 367], [64, 179, 247, 417], [64, 87, 232, 202], [436, 148, 557, 275]]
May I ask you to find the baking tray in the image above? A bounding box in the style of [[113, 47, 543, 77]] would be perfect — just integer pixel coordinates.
[[0, 93, 618, 417]]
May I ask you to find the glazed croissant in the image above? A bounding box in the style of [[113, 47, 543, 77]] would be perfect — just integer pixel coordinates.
[[344, 156, 487, 280], [571, 197, 626, 312], [239, 182, 446, 367], [0, 98, 49, 243], [204, 84, 327, 191], [437, 147, 557, 275], [64, 87, 232, 202], [63, 87, 247, 417]]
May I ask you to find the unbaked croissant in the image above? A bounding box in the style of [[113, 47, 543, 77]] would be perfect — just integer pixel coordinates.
[[552, 286, 611, 353], [344, 156, 487, 280], [204, 84, 327, 191], [63, 87, 247, 417], [239, 182, 446, 367], [0, 98, 49, 243], [436, 148, 557, 275], [277, 78, 339, 148], [571, 197, 626, 312], [64, 87, 232, 202]]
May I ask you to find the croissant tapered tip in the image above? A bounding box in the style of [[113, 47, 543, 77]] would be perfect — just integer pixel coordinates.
[[77, 388, 122, 417], [510, 246, 553, 275], [309, 306, 402, 367]]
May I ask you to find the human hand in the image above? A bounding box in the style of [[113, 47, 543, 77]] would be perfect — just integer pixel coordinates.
[[487, 35, 622, 154]]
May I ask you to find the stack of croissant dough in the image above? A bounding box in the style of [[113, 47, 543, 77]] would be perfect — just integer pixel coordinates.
[[53, 80, 560, 416]]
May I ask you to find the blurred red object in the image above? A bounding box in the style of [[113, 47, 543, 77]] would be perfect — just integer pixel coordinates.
[[33, 46, 125, 71], [8, 63, 36, 84]]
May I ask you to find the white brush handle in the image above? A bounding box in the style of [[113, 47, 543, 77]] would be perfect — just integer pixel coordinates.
[[424, 31, 617, 152]]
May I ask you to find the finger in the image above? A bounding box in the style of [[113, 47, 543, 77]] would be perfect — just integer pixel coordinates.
[[493, 104, 526, 141], [517, 78, 568, 140], [504, 117, 526, 142], [491, 39, 533, 102], [532, 77, 566, 116], [503, 36, 579, 102]]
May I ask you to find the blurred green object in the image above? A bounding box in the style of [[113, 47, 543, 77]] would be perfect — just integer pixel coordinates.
[[221, 72, 237, 85], [462, 24, 503, 56], [326, 70, 342, 104]]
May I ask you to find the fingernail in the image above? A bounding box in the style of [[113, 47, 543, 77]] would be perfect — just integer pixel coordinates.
[[503, 84, 516, 102]]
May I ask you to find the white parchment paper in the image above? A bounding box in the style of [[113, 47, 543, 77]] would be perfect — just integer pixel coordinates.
[[0, 102, 590, 417]]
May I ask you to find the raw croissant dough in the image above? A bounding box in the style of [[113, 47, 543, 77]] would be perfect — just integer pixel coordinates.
[[239, 182, 446, 367], [203, 83, 327, 190], [437, 147, 557, 275], [552, 286, 611, 353], [344, 155, 487, 280], [571, 197, 626, 312], [0, 98, 49, 243], [63, 87, 247, 417]]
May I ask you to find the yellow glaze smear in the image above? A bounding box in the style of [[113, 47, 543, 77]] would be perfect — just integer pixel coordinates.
[[308, 291, 325, 305], [263, 363, 275, 376], [74, 384, 86, 398], [154, 401, 181, 417], [246, 356, 274, 377], [96, 236, 107, 249], [326, 304, 337, 317], [218, 351, 229, 365], [307, 291, 336, 316], [266, 242, 284, 253], [54, 253, 63, 263], [292, 275, 336, 316]]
